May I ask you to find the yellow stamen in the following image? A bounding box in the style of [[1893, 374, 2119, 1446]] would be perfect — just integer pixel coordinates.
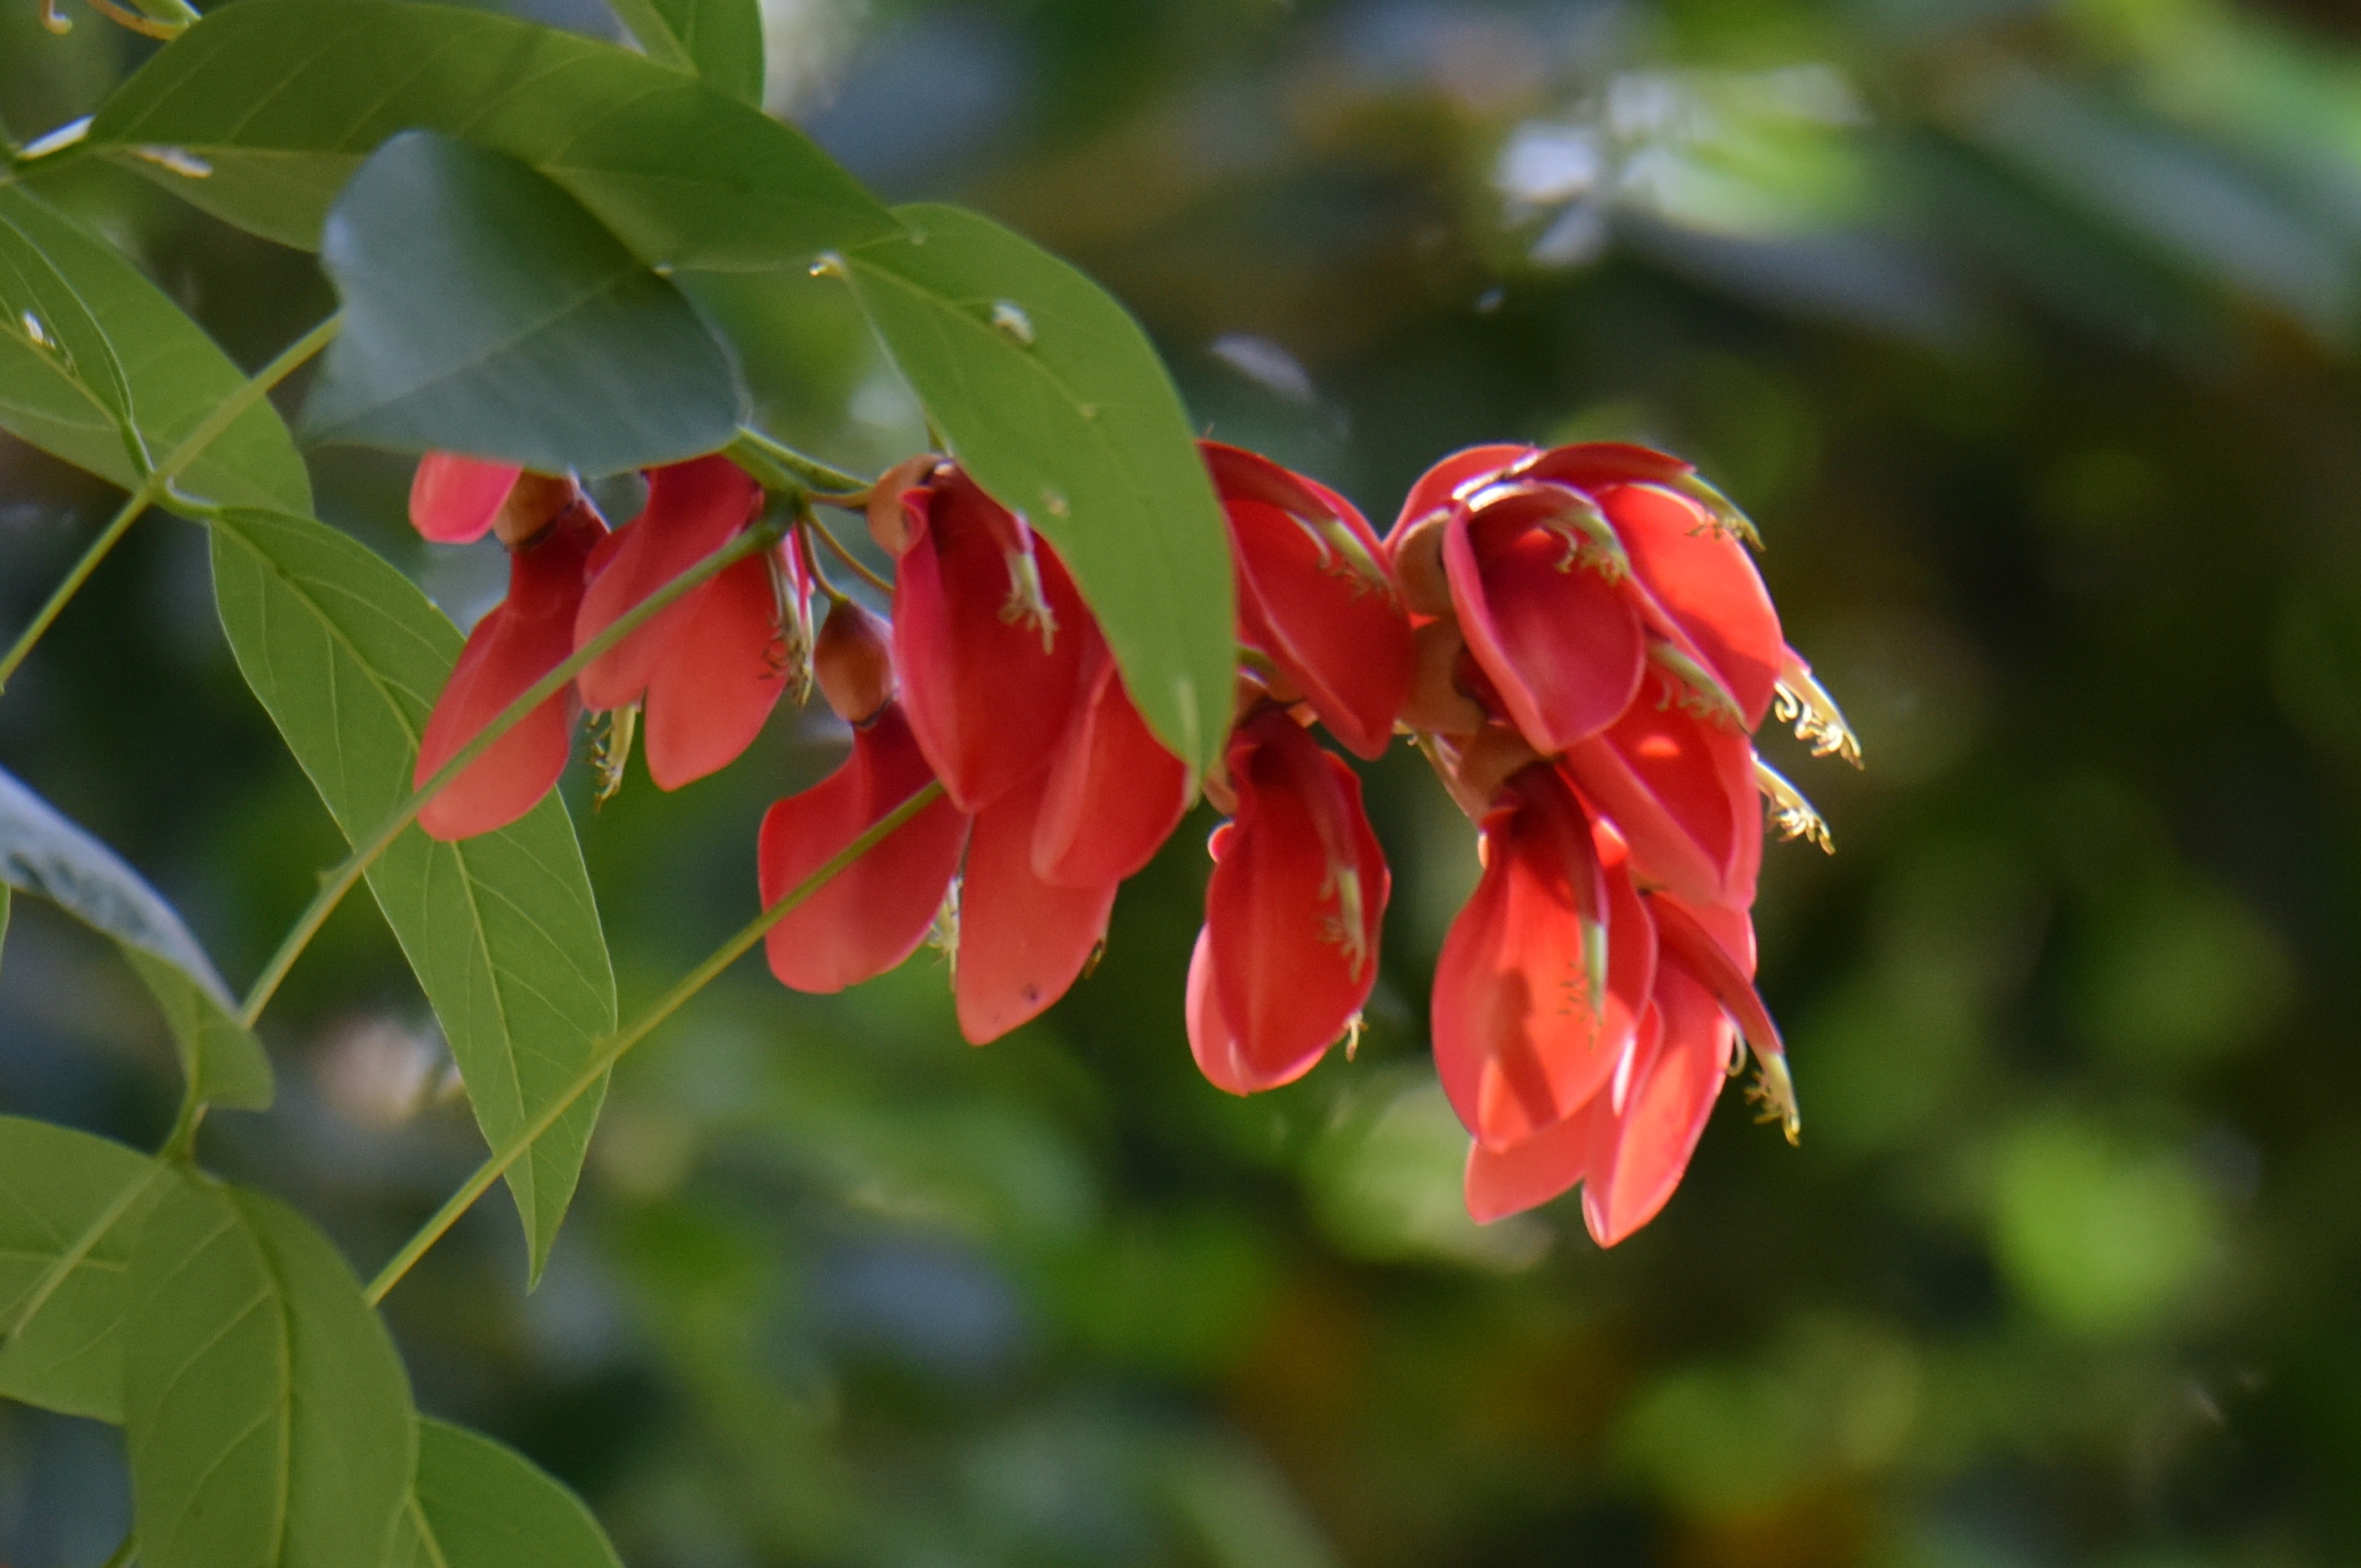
[[1647, 641, 1744, 729], [999, 541, 1059, 652], [591, 703, 638, 808], [1753, 758, 1834, 853], [1663, 474, 1764, 551], [1773, 651, 1863, 768], [1743, 1051, 1803, 1146]]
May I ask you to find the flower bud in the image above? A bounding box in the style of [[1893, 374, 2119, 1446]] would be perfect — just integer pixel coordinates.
[[814, 598, 895, 724], [1389, 510, 1453, 618], [865, 452, 942, 556], [1400, 619, 1486, 737], [492, 471, 583, 547]]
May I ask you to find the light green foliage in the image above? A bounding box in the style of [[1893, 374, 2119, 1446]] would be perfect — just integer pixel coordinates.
[[0, 184, 309, 514], [306, 132, 744, 473], [207, 507, 615, 1280], [840, 204, 1237, 778], [0, 1117, 166, 1421], [0, 763, 272, 1110], [389, 1418, 625, 1568], [123, 1177, 416, 1568], [82, 0, 896, 265]]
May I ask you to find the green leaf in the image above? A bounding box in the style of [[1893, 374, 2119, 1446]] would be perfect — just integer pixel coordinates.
[[0, 1117, 168, 1422], [206, 507, 616, 1280], [0, 184, 310, 515], [0, 762, 274, 1111], [305, 131, 744, 474], [123, 1176, 416, 1568], [836, 204, 1236, 778], [612, 0, 765, 105], [389, 1418, 624, 1568], [83, 0, 895, 266]]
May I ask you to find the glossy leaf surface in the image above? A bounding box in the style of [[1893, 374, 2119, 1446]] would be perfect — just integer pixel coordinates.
[[123, 1177, 415, 1568], [0, 185, 309, 515], [307, 132, 743, 473], [83, 0, 896, 266], [207, 507, 615, 1278], [0, 1117, 166, 1422], [839, 204, 1235, 779]]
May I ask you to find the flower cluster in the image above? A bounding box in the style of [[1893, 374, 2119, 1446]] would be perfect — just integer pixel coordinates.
[[407, 435, 1853, 1244]]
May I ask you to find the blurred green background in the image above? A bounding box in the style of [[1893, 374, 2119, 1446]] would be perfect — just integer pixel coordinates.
[[5, 0, 2360, 1561]]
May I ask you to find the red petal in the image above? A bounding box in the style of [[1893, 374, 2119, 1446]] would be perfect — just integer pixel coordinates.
[[1558, 670, 1756, 907], [1582, 966, 1730, 1247], [641, 551, 787, 789], [1217, 471, 1413, 759], [409, 452, 521, 544], [1431, 768, 1653, 1150], [1031, 640, 1192, 887], [1462, 1016, 1642, 1224], [956, 769, 1119, 1043], [892, 471, 1089, 810], [1444, 491, 1646, 754], [1600, 484, 1783, 728], [574, 456, 763, 711], [1385, 444, 1535, 544], [759, 706, 970, 994], [1203, 711, 1388, 1087], [415, 507, 600, 840], [1516, 442, 1694, 493], [1649, 890, 1779, 1052]]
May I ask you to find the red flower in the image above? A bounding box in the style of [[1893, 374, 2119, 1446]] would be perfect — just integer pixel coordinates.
[[414, 500, 603, 841], [1187, 706, 1390, 1095], [761, 576, 1183, 1044], [759, 701, 970, 995], [880, 463, 1088, 813], [574, 455, 800, 790], [1386, 441, 1844, 1242], [1461, 885, 1790, 1245], [1430, 766, 1656, 1152], [1202, 441, 1413, 760]]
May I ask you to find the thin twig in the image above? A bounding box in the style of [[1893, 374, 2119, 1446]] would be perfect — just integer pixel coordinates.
[[0, 312, 344, 693]]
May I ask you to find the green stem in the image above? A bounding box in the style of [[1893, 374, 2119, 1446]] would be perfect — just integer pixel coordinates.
[[726, 426, 870, 500], [362, 778, 945, 1306], [236, 517, 784, 1029], [0, 311, 343, 693]]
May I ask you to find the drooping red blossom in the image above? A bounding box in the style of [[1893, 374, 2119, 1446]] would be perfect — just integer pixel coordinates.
[[1380, 439, 1844, 1241], [1431, 769, 1656, 1152], [883, 465, 1088, 812], [574, 455, 796, 790], [759, 703, 970, 995], [1187, 706, 1390, 1095], [409, 451, 522, 544], [414, 502, 603, 841], [1202, 441, 1413, 760]]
